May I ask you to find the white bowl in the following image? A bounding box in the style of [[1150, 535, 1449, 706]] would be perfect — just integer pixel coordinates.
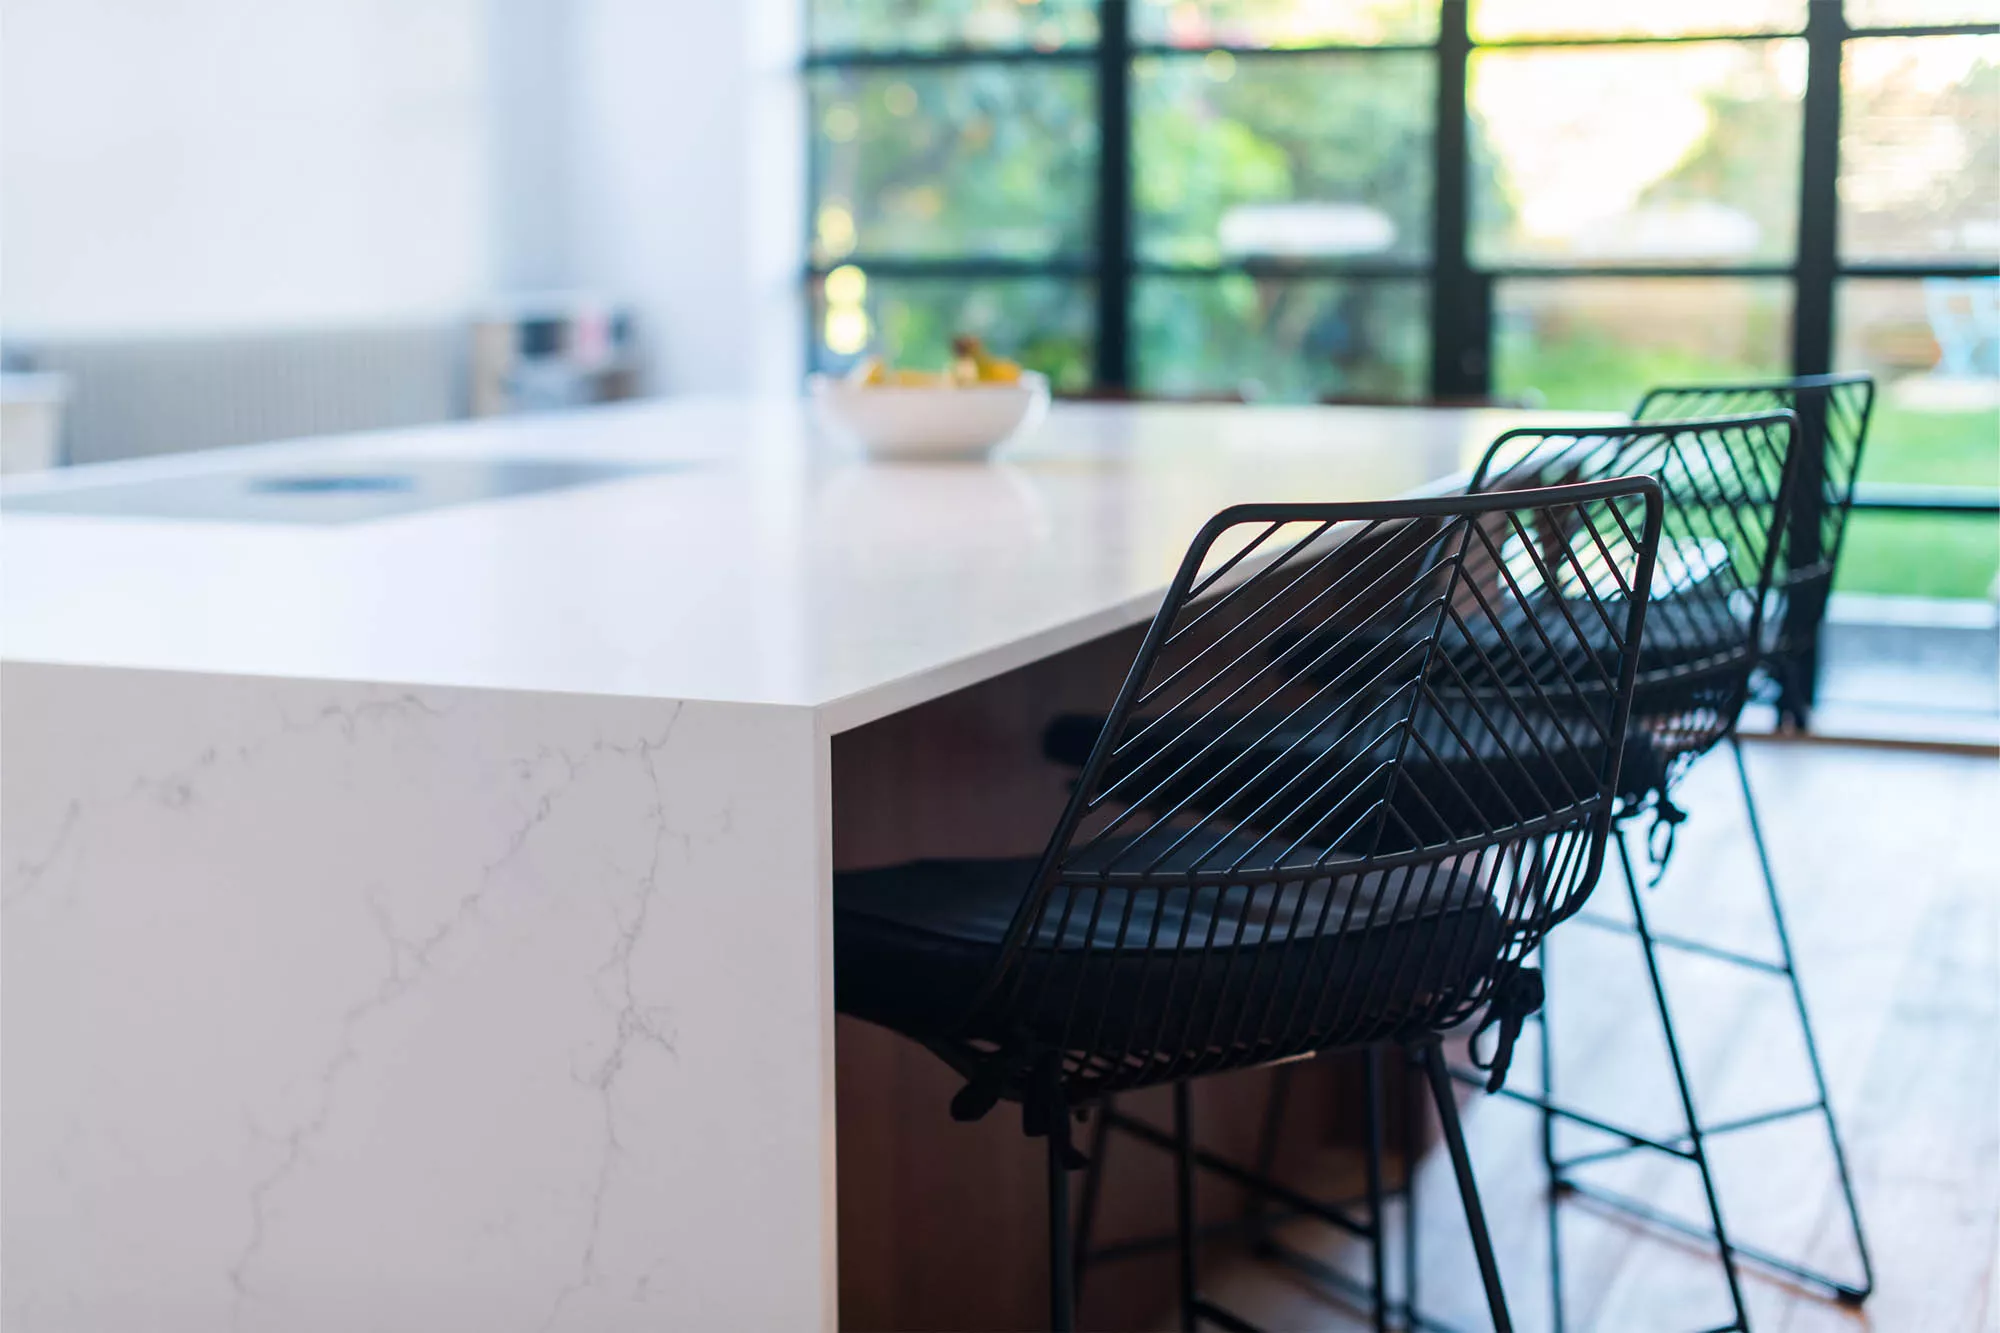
[[810, 371, 1050, 461]]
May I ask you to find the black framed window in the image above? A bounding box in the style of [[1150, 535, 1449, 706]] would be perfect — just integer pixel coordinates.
[[806, 0, 1998, 596], [1832, 22, 2000, 600]]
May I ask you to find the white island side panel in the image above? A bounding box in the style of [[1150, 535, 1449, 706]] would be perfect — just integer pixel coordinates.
[[2, 663, 835, 1332]]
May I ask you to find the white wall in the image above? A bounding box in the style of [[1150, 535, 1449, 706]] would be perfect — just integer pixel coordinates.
[[567, 0, 804, 396], [2, 0, 492, 336], [1, 0, 803, 395], [485, 0, 572, 294]]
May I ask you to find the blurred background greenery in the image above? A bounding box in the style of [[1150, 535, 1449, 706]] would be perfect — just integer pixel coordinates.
[[806, 0, 1998, 599]]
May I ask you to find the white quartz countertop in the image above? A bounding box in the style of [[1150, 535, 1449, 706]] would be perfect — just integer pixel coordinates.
[[1, 397, 1601, 730]]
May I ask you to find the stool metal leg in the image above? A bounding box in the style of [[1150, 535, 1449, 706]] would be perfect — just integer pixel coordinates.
[[1245, 1061, 1296, 1253], [1173, 1081, 1199, 1333], [1072, 1099, 1112, 1302], [1420, 1039, 1512, 1333], [1048, 1125, 1076, 1333], [1537, 945, 1565, 1333], [1614, 828, 1751, 1332], [1404, 1047, 1421, 1331], [1730, 736, 1875, 1302], [1365, 1046, 1390, 1333]]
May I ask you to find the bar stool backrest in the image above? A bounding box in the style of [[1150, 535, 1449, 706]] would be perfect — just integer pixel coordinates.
[[1632, 374, 1874, 717], [965, 480, 1663, 1101], [1633, 375, 1872, 603], [1467, 414, 1798, 794]]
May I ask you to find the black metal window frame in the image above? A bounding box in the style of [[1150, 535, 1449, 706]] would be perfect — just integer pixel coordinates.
[[803, 0, 2000, 516]]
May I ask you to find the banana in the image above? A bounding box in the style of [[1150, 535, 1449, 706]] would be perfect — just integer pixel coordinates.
[[850, 334, 1026, 388]]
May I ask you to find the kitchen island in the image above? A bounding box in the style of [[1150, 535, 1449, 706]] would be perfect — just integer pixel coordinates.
[[1, 397, 1593, 1331]]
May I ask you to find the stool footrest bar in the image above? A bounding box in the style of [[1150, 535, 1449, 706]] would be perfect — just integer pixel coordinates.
[[1447, 1069, 1701, 1160], [1105, 1109, 1377, 1239], [1571, 912, 1789, 975], [1554, 1099, 1827, 1170], [1255, 1235, 1384, 1320], [1084, 1212, 1303, 1267], [1556, 1176, 1869, 1300], [1192, 1296, 1266, 1333], [1258, 1236, 1472, 1333]]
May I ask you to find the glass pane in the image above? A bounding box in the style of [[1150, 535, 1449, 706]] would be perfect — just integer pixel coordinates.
[[1132, 1, 1439, 48], [810, 65, 1096, 263], [1134, 51, 1434, 265], [1470, 42, 1805, 266], [1832, 278, 2000, 598], [1845, 0, 2000, 28], [1840, 36, 2000, 264], [1471, 0, 1804, 40], [1134, 276, 1427, 401], [1493, 277, 1792, 410], [811, 273, 1095, 393], [809, 0, 1099, 52], [1836, 511, 1998, 597]]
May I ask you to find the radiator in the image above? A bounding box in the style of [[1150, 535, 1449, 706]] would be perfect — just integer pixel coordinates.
[[19, 323, 467, 466]]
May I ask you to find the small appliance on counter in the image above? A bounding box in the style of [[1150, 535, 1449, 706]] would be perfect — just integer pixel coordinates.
[[470, 294, 638, 416], [0, 369, 71, 473]]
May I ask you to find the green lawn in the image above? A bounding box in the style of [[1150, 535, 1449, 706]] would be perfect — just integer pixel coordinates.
[[1840, 403, 1999, 600], [1837, 509, 1998, 600], [1499, 333, 2000, 601], [1858, 404, 2000, 487], [1498, 339, 1785, 418]]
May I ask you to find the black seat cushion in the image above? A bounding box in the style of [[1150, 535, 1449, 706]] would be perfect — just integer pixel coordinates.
[[836, 833, 1501, 1059], [1447, 595, 1754, 736], [1271, 591, 1746, 706], [1045, 696, 1664, 842]]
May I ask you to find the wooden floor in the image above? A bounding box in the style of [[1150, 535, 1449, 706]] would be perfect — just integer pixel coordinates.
[[1111, 738, 1999, 1333]]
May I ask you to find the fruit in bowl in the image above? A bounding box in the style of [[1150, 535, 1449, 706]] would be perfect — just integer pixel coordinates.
[[810, 336, 1050, 461]]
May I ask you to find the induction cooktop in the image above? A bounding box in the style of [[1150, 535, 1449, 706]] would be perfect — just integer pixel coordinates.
[[2, 457, 688, 525]]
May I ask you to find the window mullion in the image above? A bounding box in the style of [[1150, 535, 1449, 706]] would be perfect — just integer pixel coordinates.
[[1792, 3, 1844, 377], [1430, 0, 1483, 399], [1096, 0, 1134, 390]]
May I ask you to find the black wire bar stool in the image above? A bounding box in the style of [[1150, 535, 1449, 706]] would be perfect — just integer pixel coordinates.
[[1451, 410, 1875, 1333], [1545, 376, 1878, 1313], [835, 479, 1664, 1332], [1059, 413, 1802, 1332]]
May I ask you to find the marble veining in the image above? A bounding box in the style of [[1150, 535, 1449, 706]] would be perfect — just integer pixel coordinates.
[[4, 665, 832, 1332]]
